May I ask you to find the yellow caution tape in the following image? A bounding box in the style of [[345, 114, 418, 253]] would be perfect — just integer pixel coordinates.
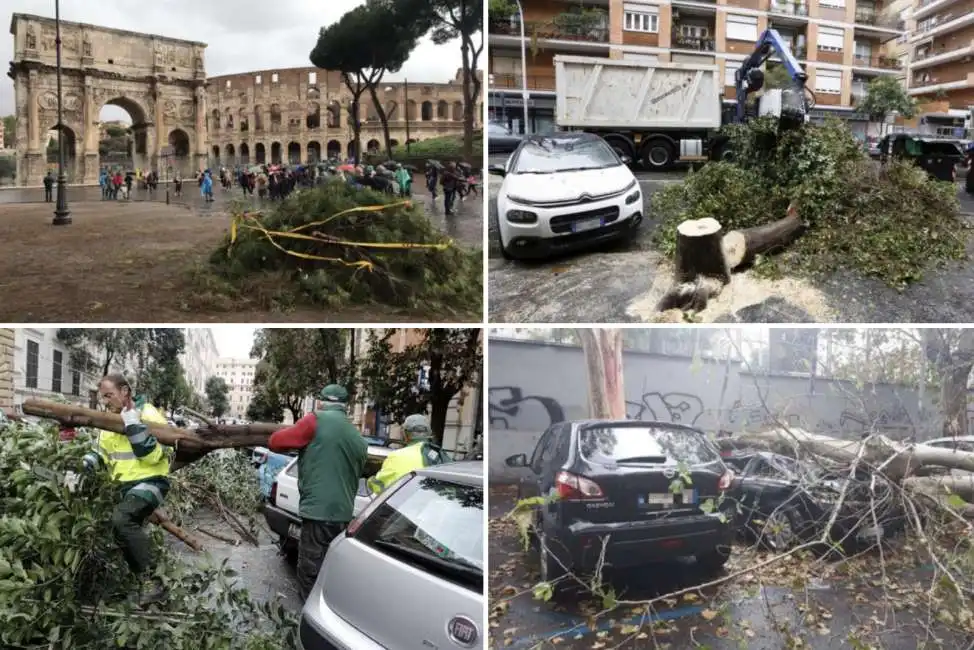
[[227, 200, 453, 270]]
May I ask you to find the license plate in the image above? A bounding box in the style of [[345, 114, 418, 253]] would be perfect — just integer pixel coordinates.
[[288, 523, 301, 540], [647, 493, 673, 505], [572, 218, 602, 233]]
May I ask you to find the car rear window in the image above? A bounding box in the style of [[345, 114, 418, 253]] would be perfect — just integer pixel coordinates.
[[921, 142, 963, 156], [356, 476, 483, 592], [579, 425, 720, 465]]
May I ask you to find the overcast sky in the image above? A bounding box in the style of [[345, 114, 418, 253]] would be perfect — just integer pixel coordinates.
[[210, 326, 257, 358], [2, 0, 469, 121]]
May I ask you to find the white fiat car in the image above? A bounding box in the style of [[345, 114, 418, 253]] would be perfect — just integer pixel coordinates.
[[490, 132, 643, 260]]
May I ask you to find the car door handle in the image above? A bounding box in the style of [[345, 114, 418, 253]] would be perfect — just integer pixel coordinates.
[[280, 495, 289, 499]]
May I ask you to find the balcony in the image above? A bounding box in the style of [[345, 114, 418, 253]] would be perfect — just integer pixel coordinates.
[[914, 0, 964, 21], [912, 11, 974, 42], [854, 9, 901, 29], [671, 34, 716, 51], [768, 2, 809, 17], [489, 13, 609, 45], [909, 71, 974, 95], [489, 72, 556, 92], [912, 38, 974, 69], [852, 54, 903, 69]]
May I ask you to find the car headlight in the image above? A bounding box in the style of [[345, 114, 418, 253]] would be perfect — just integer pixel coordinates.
[[506, 210, 538, 224], [625, 190, 641, 205]]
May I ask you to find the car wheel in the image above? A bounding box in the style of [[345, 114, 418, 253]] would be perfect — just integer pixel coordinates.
[[758, 507, 800, 552], [695, 545, 731, 573], [491, 200, 515, 260], [642, 139, 675, 170], [537, 529, 568, 595]]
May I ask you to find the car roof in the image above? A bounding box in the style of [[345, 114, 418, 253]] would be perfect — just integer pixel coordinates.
[[925, 436, 974, 444], [565, 419, 705, 433], [416, 461, 483, 486]]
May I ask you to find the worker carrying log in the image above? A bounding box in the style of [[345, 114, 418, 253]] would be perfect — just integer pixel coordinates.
[[367, 414, 449, 495], [80, 374, 172, 607], [267, 384, 367, 600]]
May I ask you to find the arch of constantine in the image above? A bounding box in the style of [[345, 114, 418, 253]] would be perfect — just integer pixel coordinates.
[[205, 67, 478, 166], [10, 13, 207, 186]]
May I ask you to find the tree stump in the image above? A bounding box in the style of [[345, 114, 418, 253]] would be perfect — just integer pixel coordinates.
[[673, 217, 731, 284]]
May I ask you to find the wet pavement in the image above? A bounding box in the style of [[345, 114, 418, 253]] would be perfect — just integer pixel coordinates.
[[487, 155, 974, 323], [488, 485, 969, 650], [0, 180, 484, 249]]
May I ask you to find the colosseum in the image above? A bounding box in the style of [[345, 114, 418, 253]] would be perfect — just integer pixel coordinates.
[[206, 66, 480, 167]]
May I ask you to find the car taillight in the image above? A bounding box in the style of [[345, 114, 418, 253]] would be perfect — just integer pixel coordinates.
[[718, 470, 734, 491], [554, 471, 604, 501]]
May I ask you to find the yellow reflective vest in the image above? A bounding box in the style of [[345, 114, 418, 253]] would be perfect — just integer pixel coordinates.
[[93, 402, 171, 485], [367, 442, 446, 495]]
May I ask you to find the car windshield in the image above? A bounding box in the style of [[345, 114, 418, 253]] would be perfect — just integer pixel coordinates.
[[578, 425, 721, 465], [488, 122, 511, 136], [512, 138, 619, 174], [358, 475, 483, 590]]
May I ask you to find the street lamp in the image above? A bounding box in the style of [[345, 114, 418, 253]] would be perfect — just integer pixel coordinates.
[[515, 0, 529, 135], [52, 0, 71, 225], [385, 83, 412, 155]]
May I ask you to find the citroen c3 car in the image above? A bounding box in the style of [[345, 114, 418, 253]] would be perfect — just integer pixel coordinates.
[[489, 132, 642, 260], [298, 461, 484, 650]]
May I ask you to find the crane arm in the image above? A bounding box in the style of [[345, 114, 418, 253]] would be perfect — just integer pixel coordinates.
[[734, 28, 809, 122]]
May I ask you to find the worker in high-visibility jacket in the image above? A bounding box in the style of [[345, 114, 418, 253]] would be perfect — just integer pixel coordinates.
[[368, 414, 449, 495], [81, 373, 172, 607]]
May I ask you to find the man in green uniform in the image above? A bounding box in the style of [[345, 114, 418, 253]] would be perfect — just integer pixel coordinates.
[[268, 384, 368, 600], [82, 374, 172, 606], [367, 414, 449, 495]]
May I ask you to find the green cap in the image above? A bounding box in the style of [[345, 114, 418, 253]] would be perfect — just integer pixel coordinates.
[[403, 414, 432, 439], [319, 384, 348, 403]]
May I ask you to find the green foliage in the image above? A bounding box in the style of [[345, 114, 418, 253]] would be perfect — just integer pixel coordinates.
[[2, 115, 15, 148], [763, 64, 794, 90], [246, 386, 285, 424], [250, 329, 355, 422], [488, 0, 516, 19], [358, 328, 482, 444], [167, 450, 262, 530], [0, 154, 14, 180], [651, 117, 965, 287], [207, 181, 481, 317], [371, 133, 482, 167], [0, 423, 297, 649], [205, 377, 230, 419], [859, 76, 917, 122]]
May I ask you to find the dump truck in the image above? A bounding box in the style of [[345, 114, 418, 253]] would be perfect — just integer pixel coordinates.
[[553, 31, 810, 169]]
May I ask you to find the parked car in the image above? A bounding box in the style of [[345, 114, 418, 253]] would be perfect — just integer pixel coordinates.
[[255, 449, 292, 501], [262, 444, 391, 563], [487, 121, 523, 155], [878, 134, 964, 182], [489, 132, 642, 260], [915, 436, 974, 477], [966, 163, 974, 194], [505, 420, 737, 596], [732, 452, 906, 552], [298, 461, 483, 650]]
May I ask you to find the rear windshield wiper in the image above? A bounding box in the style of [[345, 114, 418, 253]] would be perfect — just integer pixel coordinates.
[[612, 455, 668, 464], [372, 539, 482, 581]]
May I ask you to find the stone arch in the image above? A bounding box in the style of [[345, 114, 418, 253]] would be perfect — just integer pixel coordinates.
[[327, 101, 342, 128], [386, 100, 399, 120], [437, 100, 449, 120], [366, 101, 379, 123], [366, 139, 381, 154], [421, 101, 433, 121], [287, 141, 301, 165], [406, 99, 417, 121], [45, 123, 79, 182], [255, 142, 266, 164], [239, 142, 250, 165], [390, 138, 399, 147], [212, 144, 221, 164], [270, 104, 282, 130], [308, 87, 320, 100], [287, 101, 303, 129], [167, 128, 191, 176], [307, 102, 321, 130], [211, 109, 221, 131], [254, 105, 263, 132], [326, 139, 341, 159], [406, 138, 418, 145], [225, 108, 234, 129], [347, 140, 357, 159], [225, 143, 236, 165], [98, 96, 151, 173], [239, 108, 249, 133], [452, 101, 463, 121], [271, 142, 282, 164], [307, 141, 321, 163]]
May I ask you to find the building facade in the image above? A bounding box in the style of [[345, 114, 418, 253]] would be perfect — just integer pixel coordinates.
[[10, 329, 112, 410], [488, 0, 906, 135], [906, 0, 974, 131], [0, 329, 14, 412], [180, 328, 219, 397], [214, 357, 259, 421], [206, 67, 480, 166]]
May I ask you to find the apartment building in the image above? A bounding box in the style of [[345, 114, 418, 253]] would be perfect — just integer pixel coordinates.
[[488, 0, 906, 135], [906, 0, 974, 133], [180, 328, 219, 397], [214, 357, 259, 421]]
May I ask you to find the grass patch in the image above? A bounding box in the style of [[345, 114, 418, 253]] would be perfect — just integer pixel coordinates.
[[365, 132, 483, 169]]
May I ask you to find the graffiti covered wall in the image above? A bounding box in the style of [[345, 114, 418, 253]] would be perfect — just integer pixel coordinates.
[[488, 339, 952, 482]]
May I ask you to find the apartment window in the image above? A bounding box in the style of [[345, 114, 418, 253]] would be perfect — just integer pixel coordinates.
[[225, 80, 231, 89], [623, 5, 659, 33], [818, 27, 844, 51], [725, 62, 742, 86], [255, 74, 262, 84], [71, 370, 80, 396], [271, 73, 279, 83], [820, 0, 844, 7], [726, 15, 758, 42], [52, 350, 62, 393], [26, 340, 39, 389], [815, 68, 843, 94], [680, 24, 711, 39], [309, 71, 317, 85]]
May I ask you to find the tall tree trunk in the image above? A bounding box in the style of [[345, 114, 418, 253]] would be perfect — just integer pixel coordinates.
[[461, 36, 473, 159], [923, 329, 974, 438], [430, 393, 451, 447], [367, 81, 393, 159], [576, 329, 626, 419]]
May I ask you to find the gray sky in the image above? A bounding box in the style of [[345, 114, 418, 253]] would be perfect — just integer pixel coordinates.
[[2, 0, 468, 120], [210, 326, 257, 358]]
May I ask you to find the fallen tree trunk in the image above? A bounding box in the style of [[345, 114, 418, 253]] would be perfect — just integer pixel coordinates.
[[149, 509, 203, 551], [722, 203, 806, 270]]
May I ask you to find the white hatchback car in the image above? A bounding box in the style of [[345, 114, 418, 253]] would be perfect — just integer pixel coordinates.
[[490, 132, 643, 259]]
